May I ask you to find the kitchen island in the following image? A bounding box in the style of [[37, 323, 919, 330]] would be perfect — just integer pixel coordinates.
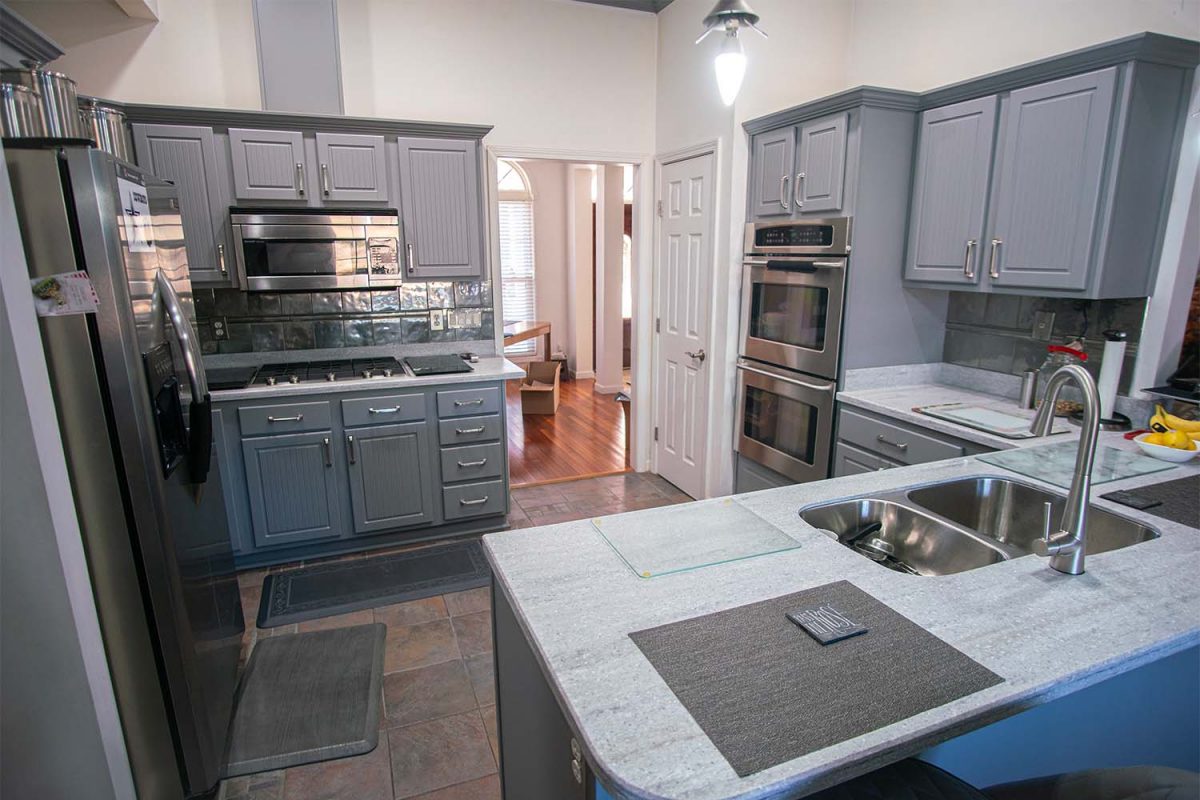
[[482, 433, 1200, 799]]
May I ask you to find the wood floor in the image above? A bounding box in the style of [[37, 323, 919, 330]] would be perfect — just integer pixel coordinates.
[[505, 376, 627, 487]]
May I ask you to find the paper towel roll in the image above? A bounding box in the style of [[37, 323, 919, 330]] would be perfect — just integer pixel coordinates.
[[1097, 330, 1127, 420]]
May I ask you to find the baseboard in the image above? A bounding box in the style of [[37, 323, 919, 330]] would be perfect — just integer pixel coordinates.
[[593, 382, 623, 394], [571, 369, 595, 380]]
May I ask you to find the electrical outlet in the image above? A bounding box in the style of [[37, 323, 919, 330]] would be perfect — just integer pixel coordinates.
[[430, 309, 445, 331], [1032, 311, 1055, 341], [211, 318, 228, 340]]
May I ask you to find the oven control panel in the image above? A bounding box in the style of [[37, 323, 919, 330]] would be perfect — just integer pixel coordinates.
[[755, 225, 834, 248]]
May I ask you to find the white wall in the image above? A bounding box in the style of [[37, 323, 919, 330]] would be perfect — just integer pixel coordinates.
[[515, 159, 570, 359]]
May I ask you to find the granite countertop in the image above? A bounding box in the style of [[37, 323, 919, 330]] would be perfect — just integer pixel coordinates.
[[483, 444, 1200, 799], [206, 356, 527, 401]]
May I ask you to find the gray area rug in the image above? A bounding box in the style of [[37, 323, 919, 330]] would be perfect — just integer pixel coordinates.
[[1102, 474, 1200, 528], [224, 623, 386, 778], [258, 538, 490, 628], [629, 580, 1003, 777]]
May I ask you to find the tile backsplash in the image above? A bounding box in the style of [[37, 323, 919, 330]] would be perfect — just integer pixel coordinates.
[[194, 281, 494, 355], [942, 293, 1145, 394]]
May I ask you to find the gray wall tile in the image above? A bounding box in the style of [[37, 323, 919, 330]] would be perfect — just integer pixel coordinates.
[[311, 292, 343, 314], [281, 292, 313, 316], [401, 314, 430, 344], [248, 293, 281, 317], [372, 316, 402, 345], [313, 320, 345, 349], [428, 282, 454, 308], [343, 319, 373, 347], [372, 290, 400, 312], [283, 321, 315, 350], [400, 283, 429, 311], [251, 322, 284, 352]]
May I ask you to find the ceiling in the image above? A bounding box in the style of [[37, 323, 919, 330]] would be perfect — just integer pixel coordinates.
[[571, 0, 676, 13]]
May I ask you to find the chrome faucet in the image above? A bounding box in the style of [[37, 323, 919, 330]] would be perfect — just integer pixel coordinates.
[[1028, 364, 1101, 575]]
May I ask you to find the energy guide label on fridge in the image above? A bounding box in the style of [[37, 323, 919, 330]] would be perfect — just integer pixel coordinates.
[[30, 271, 100, 317], [117, 165, 155, 253]]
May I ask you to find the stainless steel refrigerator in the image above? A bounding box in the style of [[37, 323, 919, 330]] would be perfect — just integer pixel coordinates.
[[5, 142, 243, 799]]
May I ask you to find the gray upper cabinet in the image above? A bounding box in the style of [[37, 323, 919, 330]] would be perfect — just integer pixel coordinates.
[[904, 97, 998, 285], [795, 112, 847, 214], [749, 127, 795, 218], [315, 133, 389, 203], [346, 422, 434, 534], [985, 68, 1117, 291], [396, 138, 484, 279], [242, 430, 341, 549], [131, 123, 233, 285], [229, 128, 308, 202]]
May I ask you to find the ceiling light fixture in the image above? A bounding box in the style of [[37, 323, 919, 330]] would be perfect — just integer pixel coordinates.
[[695, 0, 766, 107]]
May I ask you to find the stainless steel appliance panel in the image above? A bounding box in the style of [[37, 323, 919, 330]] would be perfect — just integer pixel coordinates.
[[743, 217, 851, 256], [734, 359, 836, 483], [739, 257, 846, 380]]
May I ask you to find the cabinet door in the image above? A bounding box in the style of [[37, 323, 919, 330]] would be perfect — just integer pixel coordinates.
[[242, 431, 341, 548], [131, 123, 233, 285], [396, 138, 484, 278], [833, 442, 898, 477], [346, 422, 433, 534], [748, 127, 795, 219], [228, 128, 308, 201], [315, 133, 389, 203], [904, 97, 998, 285], [985, 67, 1117, 291], [795, 112, 847, 214]]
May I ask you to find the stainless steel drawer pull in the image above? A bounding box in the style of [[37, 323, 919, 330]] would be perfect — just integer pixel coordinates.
[[988, 238, 1002, 279], [453, 398, 484, 407], [321, 163, 330, 196], [875, 434, 908, 452], [368, 406, 401, 414], [267, 414, 304, 423], [322, 437, 332, 467], [455, 426, 486, 435], [457, 458, 488, 468], [963, 239, 976, 279], [346, 435, 356, 464], [459, 496, 489, 506], [295, 162, 305, 197]]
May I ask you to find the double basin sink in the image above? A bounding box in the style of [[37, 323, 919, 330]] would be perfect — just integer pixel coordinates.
[[800, 476, 1160, 576]]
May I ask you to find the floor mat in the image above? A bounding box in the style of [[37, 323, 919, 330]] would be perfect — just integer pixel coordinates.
[[258, 538, 491, 628], [224, 624, 386, 778]]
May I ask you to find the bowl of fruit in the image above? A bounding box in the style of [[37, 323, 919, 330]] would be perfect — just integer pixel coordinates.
[[1134, 405, 1200, 463]]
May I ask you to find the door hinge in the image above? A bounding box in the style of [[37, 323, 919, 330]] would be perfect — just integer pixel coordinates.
[[655, 317, 660, 333], [656, 200, 663, 217], [654, 426, 659, 442]]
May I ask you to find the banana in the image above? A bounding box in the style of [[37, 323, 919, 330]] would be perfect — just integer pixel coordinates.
[[1160, 407, 1200, 433], [1150, 404, 1172, 433]]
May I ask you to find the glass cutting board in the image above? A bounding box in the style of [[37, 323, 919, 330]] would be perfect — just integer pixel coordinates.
[[592, 498, 801, 578], [978, 442, 1176, 488]]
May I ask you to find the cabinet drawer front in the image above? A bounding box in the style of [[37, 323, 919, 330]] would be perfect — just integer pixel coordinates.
[[438, 414, 502, 445], [437, 386, 501, 418], [838, 408, 965, 465], [342, 393, 425, 427], [443, 480, 506, 520], [239, 401, 332, 436], [440, 443, 503, 483], [833, 441, 901, 477]]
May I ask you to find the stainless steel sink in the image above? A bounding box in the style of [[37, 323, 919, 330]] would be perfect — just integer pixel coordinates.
[[906, 477, 1160, 556]]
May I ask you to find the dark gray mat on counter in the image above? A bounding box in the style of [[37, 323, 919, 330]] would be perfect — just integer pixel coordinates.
[[1101, 474, 1200, 528], [258, 539, 490, 628], [224, 623, 385, 777], [629, 580, 1003, 777]]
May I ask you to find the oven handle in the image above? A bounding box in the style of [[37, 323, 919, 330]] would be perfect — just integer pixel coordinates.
[[736, 362, 834, 394], [744, 257, 846, 269]]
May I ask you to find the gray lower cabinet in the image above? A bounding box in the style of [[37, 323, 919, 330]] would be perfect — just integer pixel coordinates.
[[315, 132, 389, 203], [130, 123, 234, 285], [833, 441, 900, 477], [396, 137, 485, 279], [346, 421, 433, 534], [228, 128, 308, 201], [834, 406, 994, 473], [242, 430, 341, 548]]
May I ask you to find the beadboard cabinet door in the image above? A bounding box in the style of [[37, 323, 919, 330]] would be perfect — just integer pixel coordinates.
[[984, 67, 1117, 291], [242, 431, 341, 548], [904, 96, 998, 285], [228, 128, 308, 201], [345, 421, 434, 534], [396, 138, 484, 279], [748, 127, 795, 219], [795, 112, 847, 214], [315, 132, 389, 203]]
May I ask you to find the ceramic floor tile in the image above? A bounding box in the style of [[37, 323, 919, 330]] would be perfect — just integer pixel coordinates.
[[281, 736, 392, 800], [388, 712, 496, 799], [464, 652, 494, 707], [384, 619, 461, 673], [296, 609, 375, 634], [374, 596, 448, 629], [383, 660, 476, 728], [237, 568, 268, 591], [479, 706, 499, 765], [222, 769, 284, 800], [443, 587, 490, 617], [450, 612, 492, 657], [407, 775, 501, 800]]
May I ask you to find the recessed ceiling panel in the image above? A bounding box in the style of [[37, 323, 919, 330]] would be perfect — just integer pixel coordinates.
[[571, 0, 675, 13]]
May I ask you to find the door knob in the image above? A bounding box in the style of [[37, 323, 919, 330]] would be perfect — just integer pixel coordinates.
[[685, 349, 706, 363]]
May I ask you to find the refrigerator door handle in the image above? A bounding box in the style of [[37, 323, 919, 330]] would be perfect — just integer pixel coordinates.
[[156, 271, 212, 484]]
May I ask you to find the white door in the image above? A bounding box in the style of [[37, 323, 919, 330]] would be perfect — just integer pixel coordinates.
[[654, 152, 714, 499]]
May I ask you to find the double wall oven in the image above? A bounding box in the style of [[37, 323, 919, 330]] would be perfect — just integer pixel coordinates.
[[735, 217, 850, 485]]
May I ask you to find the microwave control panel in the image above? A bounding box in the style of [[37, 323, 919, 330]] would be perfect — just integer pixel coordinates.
[[367, 237, 400, 275]]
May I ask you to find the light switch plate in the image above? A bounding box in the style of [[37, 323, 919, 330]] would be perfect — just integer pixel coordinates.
[[1032, 311, 1055, 341]]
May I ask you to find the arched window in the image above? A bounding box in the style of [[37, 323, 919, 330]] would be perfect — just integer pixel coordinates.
[[497, 160, 536, 354]]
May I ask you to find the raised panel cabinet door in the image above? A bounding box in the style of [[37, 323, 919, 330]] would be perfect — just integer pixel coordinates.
[[241, 431, 341, 548], [131, 123, 232, 284], [345, 422, 433, 534], [396, 138, 484, 278], [985, 67, 1117, 291], [748, 127, 795, 219], [795, 112, 847, 214], [904, 97, 998, 285], [228, 128, 308, 201], [315, 133, 389, 203]]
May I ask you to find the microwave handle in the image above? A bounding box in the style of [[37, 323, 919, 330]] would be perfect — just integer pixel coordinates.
[[737, 361, 833, 394]]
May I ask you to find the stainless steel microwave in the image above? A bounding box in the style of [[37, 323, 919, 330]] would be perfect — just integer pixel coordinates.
[[230, 209, 401, 291]]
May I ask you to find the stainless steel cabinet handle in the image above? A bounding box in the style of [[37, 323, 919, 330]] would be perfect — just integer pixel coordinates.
[[876, 434, 908, 452], [406, 242, 415, 275], [455, 426, 486, 435], [988, 238, 1002, 279], [457, 458, 488, 468], [347, 435, 356, 464], [779, 175, 790, 210], [794, 172, 806, 208], [685, 349, 706, 363], [459, 496, 489, 506], [368, 406, 400, 414], [217, 242, 228, 276], [295, 162, 305, 197], [321, 163, 330, 196], [963, 239, 976, 279], [267, 414, 304, 423], [454, 398, 484, 407], [322, 437, 332, 467]]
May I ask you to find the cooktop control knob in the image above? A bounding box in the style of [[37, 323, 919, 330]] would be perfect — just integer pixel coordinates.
[[288, 375, 299, 384], [383, 368, 394, 377], [361, 369, 373, 379], [326, 372, 337, 382], [266, 376, 277, 386]]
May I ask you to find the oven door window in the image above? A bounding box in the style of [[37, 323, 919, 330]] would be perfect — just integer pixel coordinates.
[[242, 240, 362, 278], [743, 385, 819, 465], [748, 282, 828, 351]]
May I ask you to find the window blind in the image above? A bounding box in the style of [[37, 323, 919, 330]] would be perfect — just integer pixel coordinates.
[[499, 200, 536, 355]]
